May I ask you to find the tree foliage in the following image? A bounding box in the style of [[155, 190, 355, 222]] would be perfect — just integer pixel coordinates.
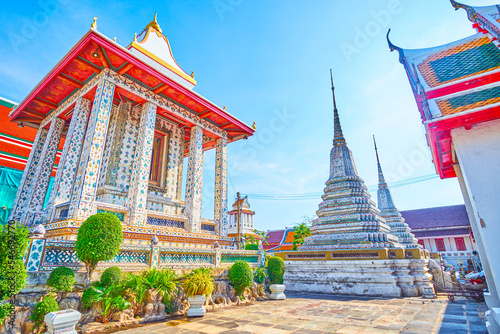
[[292, 219, 312, 250], [0, 222, 29, 323], [31, 293, 59, 333], [75, 213, 123, 283]]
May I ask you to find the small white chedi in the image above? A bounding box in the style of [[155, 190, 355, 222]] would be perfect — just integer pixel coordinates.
[[187, 295, 206, 317], [45, 309, 81, 334], [269, 284, 286, 300]]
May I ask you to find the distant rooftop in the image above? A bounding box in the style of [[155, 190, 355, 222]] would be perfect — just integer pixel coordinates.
[[400, 204, 470, 230]]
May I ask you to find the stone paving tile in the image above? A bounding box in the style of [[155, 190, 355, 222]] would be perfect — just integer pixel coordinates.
[[116, 294, 487, 334]]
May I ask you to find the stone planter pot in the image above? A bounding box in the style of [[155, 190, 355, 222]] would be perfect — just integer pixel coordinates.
[[269, 284, 286, 300], [187, 295, 206, 317]]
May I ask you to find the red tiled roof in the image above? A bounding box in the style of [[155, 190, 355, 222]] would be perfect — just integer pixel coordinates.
[[413, 227, 470, 238], [400, 205, 470, 230], [265, 230, 286, 244]]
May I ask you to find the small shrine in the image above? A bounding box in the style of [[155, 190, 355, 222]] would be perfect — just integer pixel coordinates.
[[374, 138, 420, 249], [227, 196, 257, 239], [10, 15, 254, 250]]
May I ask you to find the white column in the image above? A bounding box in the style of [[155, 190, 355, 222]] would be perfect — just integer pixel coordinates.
[[11, 128, 48, 221], [127, 102, 157, 226], [68, 80, 116, 221], [214, 136, 228, 236], [46, 98, 92, 221], [24, 117, 65, 226], [185, 125, 203, 233], [452, 121, 500, 331]]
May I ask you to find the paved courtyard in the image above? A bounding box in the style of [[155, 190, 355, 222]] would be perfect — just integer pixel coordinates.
[[118, 293, 487, 334]]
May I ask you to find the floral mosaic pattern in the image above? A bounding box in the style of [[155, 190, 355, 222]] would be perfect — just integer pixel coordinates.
[[159, 252, 213, 265], [214, 137, 228, 236], [127, 102, 157, 226], [68, 80, 116, 220], [11, 129, 48, 221], [185, 126, 204, 233], [26, 238, 46, 272], [46, 98, 92, 222], [147, 216, 185, 228]]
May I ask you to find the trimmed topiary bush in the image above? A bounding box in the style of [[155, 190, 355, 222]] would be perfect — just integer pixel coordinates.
[[47, 266, 75, 292], [100, 266, 122, 287], [268, 256, 285, 284], [244, 243, 259, 250], [228, 261, 253, 295], [31, 293, 59, 333], [76, 213, 123, 285]]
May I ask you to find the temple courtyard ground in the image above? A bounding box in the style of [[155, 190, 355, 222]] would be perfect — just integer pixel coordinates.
[[116, 292, 487, 334]]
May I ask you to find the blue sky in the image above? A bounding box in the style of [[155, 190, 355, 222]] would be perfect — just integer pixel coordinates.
[[0, 0, 496, 231]]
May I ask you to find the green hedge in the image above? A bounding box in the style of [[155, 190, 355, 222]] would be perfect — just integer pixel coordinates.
[[268, 256, 285, 284], [47, 266, 75, 292], [100, 266, 122, 287]]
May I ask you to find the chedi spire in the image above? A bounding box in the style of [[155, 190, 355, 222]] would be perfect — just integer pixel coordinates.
[[373, 136, 420, 249]]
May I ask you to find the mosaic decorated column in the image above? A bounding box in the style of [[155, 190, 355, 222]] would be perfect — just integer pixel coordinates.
[[185, 125, 204, 233], [68, 80, 116, 221], [214, 136, 228, 236], [46, 98, 91, 221], [126, 102, 157, 226], [105, 102, 131, 186], [11, 128, 48, 221], [176, 129, 185, 201], [24, 117, 65, 225]]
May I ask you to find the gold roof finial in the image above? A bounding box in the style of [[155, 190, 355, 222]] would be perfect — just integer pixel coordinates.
[[134, 32, 137, 42], [145, 12, 162, 34], [114, 37, 117, 42], [252, 121, 256, 130], [223, 105, 227, 110], [190, 71, 195, 78], [91, 17, 98, 30]]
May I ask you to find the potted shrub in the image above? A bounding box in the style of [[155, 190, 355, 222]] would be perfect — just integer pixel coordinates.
[[268, 256, 286, 300], [182, 268, 214, 317]]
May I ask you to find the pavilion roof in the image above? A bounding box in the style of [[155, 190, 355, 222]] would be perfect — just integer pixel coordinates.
[[11, 17, 254, 151], [388, 2, 500, 178]]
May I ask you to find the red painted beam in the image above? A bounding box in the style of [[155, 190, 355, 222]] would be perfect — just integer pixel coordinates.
[[426, 71, 500, 100]]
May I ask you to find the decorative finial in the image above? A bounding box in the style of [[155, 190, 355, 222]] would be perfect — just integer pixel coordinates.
[[449, 0, 477, 22], [223, 105, 226, 110], [330, 69, 344, 144], [252, 121, 256, 130], [145, 12, 162, 33], [114, 37, 117, 42], [373, 135, 386, 185], [190, 71, 195, 78], [91, 17, 98, 30], [134, 32, 137, 42], [373, 135, 379, 164], [386, 29, 405, 64]]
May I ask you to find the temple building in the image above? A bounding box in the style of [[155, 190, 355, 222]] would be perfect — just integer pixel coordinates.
[[373, 137, 420, 249], [276, 73, 434, 298], [400, 205, 476, 267], [388, 1, 500, 330], [9, 15, 254, 249], [226, 196, 257, 239]]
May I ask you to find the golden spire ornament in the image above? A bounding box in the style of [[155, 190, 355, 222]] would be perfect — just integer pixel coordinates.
[[134, 32, 137, 42], [190, 71, 195, 78], [145, 12, 162, 33], [252, 121, 256, 130], [91, 17, 98, 30], [114, 37, 117, 42]]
